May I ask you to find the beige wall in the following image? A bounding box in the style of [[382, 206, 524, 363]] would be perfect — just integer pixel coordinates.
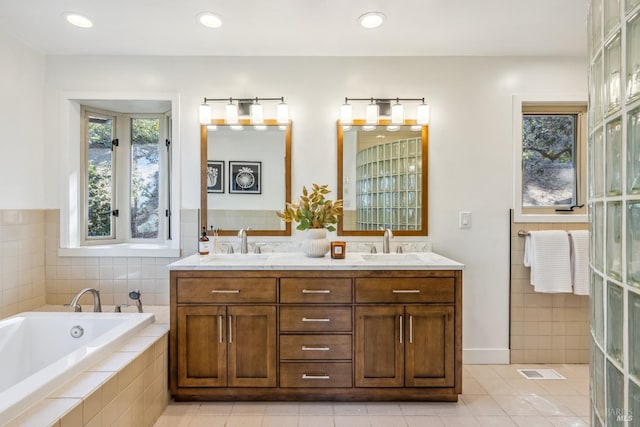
[[510, 216, 590, 364]]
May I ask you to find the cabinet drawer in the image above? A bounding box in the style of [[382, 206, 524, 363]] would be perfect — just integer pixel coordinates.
[[355, 278, 455, 303], [177, 277, 276, 303], [280, 278, 352, 303], [280, 362, 352, 388], [280, 335, 352, 360], [280, 307, 352, 332]]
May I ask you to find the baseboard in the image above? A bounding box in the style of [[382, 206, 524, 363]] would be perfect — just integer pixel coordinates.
[[463, 348, 510, 364]]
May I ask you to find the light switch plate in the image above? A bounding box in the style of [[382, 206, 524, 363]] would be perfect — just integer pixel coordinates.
[[459, 211, 471, 229]]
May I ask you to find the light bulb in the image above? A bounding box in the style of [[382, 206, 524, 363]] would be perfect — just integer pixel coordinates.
[[417, 103, 430, 125], [340, 103, 353, 125], [366, 103, 379, 124], [277, 102, 289, 124]]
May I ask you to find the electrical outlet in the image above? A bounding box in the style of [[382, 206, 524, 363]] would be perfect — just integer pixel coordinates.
[[459, 211, 471, 229]]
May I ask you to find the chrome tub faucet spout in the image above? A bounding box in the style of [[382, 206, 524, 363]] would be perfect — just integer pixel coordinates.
[[69, 288, 102, 312]]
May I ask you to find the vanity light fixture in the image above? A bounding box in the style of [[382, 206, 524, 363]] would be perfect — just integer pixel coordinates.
[[358, 12, 386, 29], [199, 97, 288, 125], [64, 12, 93, 28], [340, 97, 430, 125]]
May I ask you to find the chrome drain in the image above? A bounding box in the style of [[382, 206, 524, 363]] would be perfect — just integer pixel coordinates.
[[70, 325, 84, 338]]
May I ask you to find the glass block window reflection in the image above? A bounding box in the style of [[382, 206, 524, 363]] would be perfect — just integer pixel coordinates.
[[355, 137, 422, 230]]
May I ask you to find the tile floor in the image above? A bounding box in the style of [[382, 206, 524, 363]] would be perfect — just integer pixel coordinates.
[[154, 364, 590, 427]]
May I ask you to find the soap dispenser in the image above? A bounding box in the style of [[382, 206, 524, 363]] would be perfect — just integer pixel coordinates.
[[198, 226, 210, 255]]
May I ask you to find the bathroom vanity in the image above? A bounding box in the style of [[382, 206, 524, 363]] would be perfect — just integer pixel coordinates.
[[168, 252, 463, 402]]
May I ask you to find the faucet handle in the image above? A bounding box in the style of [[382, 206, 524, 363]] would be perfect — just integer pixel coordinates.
[[396, 245, 404, 254], [227, 244, 235, 254], [369, 244, 377, 254]]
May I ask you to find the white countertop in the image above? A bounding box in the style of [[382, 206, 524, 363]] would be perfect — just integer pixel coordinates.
[[168, 252, 464, 271]]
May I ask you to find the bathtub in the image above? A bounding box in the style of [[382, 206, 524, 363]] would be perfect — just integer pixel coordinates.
[[0, 311, 155, 424]]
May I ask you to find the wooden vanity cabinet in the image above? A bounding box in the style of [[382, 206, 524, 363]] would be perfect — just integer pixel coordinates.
[[170, 269, 462, 401], [171, 274, 277, 391]]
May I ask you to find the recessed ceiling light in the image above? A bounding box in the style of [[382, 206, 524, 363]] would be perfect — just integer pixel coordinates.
[[64, 13, 93, 28], [198, 12, 223, 29], [358, 12, 385, 29]]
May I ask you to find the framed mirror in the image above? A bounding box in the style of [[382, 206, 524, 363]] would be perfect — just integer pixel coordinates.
[[337, 121, 428, 236], [201, 119, 292, 236]]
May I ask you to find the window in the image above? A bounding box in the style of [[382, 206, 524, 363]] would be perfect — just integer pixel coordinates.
[[82, 107, 170, 244], [512, 96, 588, 222]]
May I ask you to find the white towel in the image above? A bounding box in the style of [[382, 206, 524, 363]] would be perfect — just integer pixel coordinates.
[[568, 230, 590, 295], [523, 230, 572, 293]]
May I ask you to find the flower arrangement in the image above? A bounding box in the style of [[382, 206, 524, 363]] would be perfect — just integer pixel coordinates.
[[277, 184, 343, 231]]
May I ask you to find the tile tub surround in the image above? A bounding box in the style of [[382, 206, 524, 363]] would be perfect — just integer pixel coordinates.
[[510, 219, 590, 364], [0, 209, 46, 319], [6, 305, 169, 427]]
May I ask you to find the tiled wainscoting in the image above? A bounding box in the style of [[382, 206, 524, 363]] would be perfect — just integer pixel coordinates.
[[510, 218, 590, 364], [0, 210, 46, 318], [7, 310, 169, 427], [44, 210, 183, 307]]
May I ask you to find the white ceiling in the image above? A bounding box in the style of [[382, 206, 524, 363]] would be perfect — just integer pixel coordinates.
[[0, 0, 588, 57]]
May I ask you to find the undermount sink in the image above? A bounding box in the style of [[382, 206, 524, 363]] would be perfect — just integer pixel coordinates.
[[359, 253, 424, 264], [203, 253, 271, 263]]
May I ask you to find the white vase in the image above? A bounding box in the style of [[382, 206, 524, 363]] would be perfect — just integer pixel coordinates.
[[302, 228, 331, 257]]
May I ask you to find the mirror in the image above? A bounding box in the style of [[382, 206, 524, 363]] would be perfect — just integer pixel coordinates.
[[337, 122, 428, 236], [201, 120, 291, 236]]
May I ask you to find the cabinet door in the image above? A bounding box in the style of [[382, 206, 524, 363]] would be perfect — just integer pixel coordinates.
[[405, 305, 455, 387], [177, 305, 227, 387], [355, 306, 404, 387], [228, 305, 277, 387]]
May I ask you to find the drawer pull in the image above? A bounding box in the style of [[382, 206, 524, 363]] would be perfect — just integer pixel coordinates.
[[392, 289, 421, 294], [302, 374, 330, 380], [399, 315, 403, 344], [302, 317, 331, 322], [211, 290, 241, 294], [302, 346, 330, 351], [302, 289, 331, 294]]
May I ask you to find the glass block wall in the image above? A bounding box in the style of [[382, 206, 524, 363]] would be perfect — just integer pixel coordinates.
[[589, 0, 640, 425], [355, 137, 422, 230]]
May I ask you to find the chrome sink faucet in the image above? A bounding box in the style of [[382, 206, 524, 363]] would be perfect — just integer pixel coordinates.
[[238, 227, 251, 254], [69, 288, 102, 312], [381, 228, 394, 254]]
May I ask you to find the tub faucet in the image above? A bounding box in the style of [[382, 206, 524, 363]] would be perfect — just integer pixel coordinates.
[[381, 228, 394, 254], [69, 288, 102, 312], [238, 227, 251, 254]]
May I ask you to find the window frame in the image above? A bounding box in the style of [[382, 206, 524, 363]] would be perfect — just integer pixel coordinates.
[[81, 107, 169, 246], [59, 93, 180, 258], [512, 94, 588, 223]]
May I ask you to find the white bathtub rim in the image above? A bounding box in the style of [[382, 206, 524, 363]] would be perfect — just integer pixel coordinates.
[[0, 311, 154, 425]]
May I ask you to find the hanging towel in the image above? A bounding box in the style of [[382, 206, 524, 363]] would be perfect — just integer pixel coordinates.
[[523, 230, 572, 293], [568, 230, 590, 295]]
